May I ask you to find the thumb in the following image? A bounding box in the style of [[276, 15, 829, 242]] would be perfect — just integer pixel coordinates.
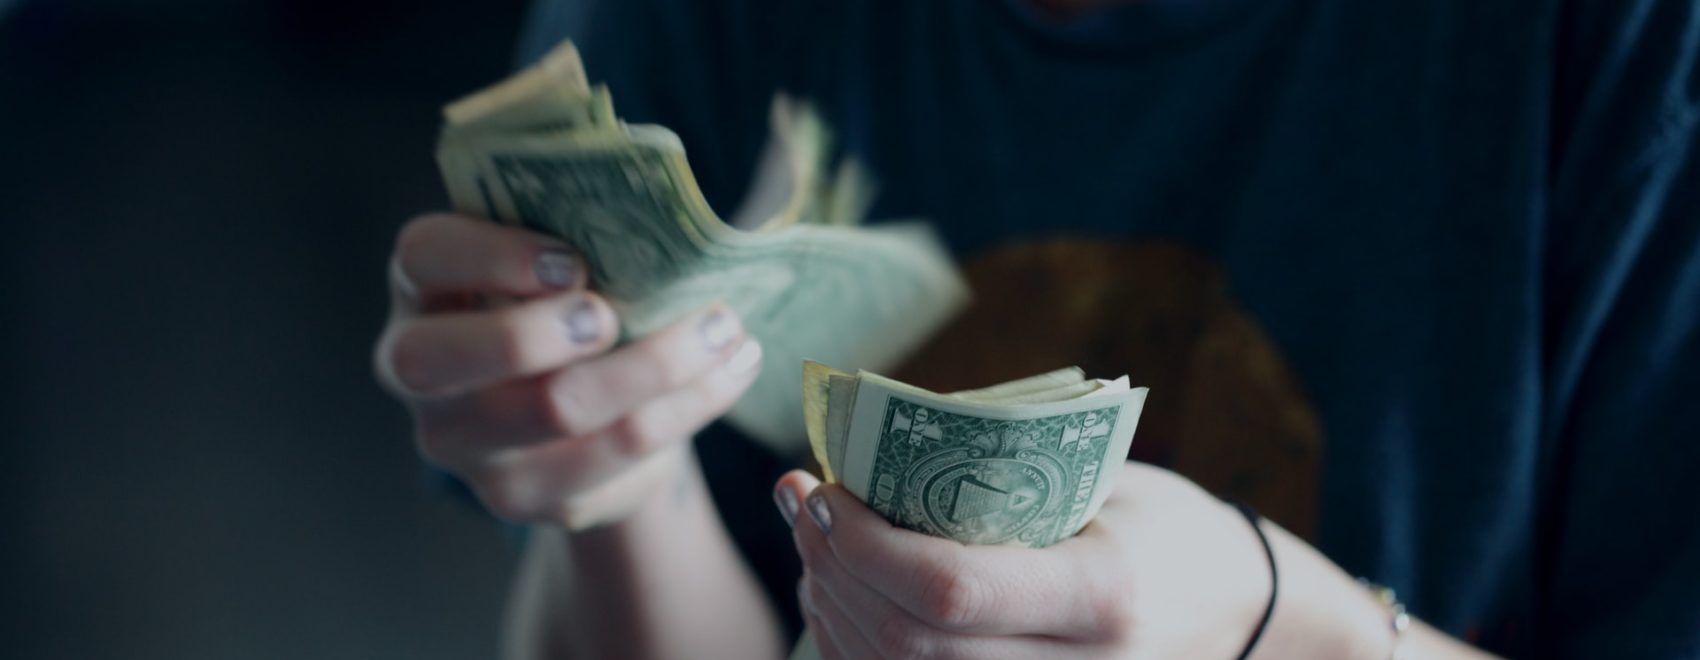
[[772, 469, 822, 528]]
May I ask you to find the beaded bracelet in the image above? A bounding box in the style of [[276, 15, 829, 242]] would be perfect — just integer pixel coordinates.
[[1357, 578, 1411, 660]]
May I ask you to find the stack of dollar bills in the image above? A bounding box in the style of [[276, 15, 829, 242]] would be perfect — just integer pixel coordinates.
[[434, 41, 969, 450], [794, 362, 1147, 658], [804, 361, 1148, 547]]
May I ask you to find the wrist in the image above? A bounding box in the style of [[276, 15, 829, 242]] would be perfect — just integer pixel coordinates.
[[1245, 521, 1391, 660], [562, 444, 700, 549], [524, 442, 787, 660], [1225, 502, 1277, 660]]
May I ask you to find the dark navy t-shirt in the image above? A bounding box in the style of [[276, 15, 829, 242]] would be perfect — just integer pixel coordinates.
[[516, 1, 1700, 656]]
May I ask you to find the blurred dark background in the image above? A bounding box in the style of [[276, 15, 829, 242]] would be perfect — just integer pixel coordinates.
[[2, 1, 532, 657]]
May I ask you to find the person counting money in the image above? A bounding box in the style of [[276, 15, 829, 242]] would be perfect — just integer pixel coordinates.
[[373, 1, 1700, 658]]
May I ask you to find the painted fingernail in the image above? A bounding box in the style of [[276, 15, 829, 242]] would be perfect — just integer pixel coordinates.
[[727, 339, 763, 374], [698, 308, 740, 352], [563, 298, 601, 343], [535, 250, 579, 289], [774, 485, 799, 528], [806, 492, 832, 535]]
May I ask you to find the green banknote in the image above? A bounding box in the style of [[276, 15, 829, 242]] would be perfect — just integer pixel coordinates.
[[808, 363, 1147, 548], [435, 41, 968, 449]]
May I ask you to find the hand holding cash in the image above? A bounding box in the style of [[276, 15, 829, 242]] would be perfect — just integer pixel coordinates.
[[428, 44, 1163, 649], [422, 41, 967, 529], [782, 456, 1281, 660], [787, 362, 1149, 659], [435, 41, 968, 454]]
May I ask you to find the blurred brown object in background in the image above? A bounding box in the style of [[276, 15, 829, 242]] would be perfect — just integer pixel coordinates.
[[896, 238, 1324, 539]]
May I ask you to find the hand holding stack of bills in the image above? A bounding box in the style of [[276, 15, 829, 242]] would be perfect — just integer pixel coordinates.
[[793, 362, 1148, 658], [434, 41, 969, 454], [432, 44, 1154, 654]]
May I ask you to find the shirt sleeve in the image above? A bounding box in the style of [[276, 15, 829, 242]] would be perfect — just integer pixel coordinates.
[[513, 0, 813, 216], [1541, 0, 1700, 656]]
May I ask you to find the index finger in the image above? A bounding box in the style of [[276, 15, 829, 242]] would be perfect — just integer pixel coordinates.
[[805, 483, 1121, 640]]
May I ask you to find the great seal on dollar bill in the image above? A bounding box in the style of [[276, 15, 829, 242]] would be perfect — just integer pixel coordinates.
[[867, 399, 1121, 545]]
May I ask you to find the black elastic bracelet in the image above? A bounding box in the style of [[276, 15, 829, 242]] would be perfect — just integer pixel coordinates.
[[1230, 501, 1278, 660]]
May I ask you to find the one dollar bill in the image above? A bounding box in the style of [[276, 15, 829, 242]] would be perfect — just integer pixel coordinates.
[[434, 41, 969, 450]]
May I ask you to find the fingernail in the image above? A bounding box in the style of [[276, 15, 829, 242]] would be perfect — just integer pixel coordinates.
[[727, 339, 763, 374], [697, 308, 740, 352], [774, 485, 799, 528], [806, 492, 832, 535], [563, 299, 601, 343], [535, 250, 579, 289]]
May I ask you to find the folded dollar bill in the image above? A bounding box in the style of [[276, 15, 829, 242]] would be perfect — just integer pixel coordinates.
[[804, 361, 1148, 548], [434, 41, 968, 449]]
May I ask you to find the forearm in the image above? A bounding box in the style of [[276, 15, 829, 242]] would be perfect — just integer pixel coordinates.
[[501, 446, 786, 660], [1251, 519, 1500, 660]]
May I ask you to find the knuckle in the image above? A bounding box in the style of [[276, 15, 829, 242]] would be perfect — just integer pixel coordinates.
[[798, 533, 835, 569], [486, 311, 535, 374], [382, 325, 438, 396], [632, 339, 686, 389], [532, 374, 586, 437], [394, 215, 447, 268], [872, 614, 930, 659], [1086, 582, 1137, 642], [696, 364, 748, 410], [917, 564, 986, 630], [555, 495, 603, 531], [472, 467, 540, 523], [608, 412, 668, 457]]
